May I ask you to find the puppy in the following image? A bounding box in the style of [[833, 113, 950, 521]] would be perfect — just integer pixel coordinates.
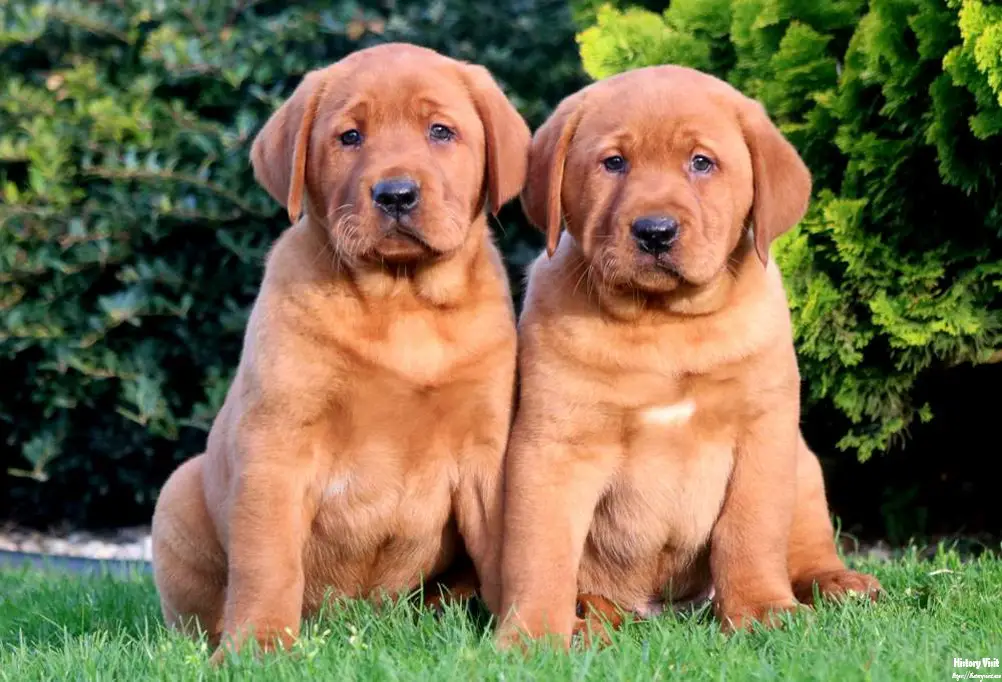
[[496, 65, 881, 647], [150, 42, 530, 660]]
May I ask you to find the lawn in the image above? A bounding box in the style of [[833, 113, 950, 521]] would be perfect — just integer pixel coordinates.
[[1, 547, 1000, 681]]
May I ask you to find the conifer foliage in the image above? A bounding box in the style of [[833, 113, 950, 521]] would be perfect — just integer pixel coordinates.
[[578, 0, 1002, 461]]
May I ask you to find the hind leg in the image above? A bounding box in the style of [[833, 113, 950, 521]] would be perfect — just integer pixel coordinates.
[[151, 454, 227, 646], [424, 550, 480, 612], [571, 594, 630, 647], [787, 437, 882, 605]]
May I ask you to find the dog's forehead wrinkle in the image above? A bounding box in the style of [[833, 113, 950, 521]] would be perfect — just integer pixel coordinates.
[[592, 119, 707, 164], [339, 96, 369, 120], [330, 70, 473, 125], [414, 94, 461, 114], [591, 79, 740, 142]]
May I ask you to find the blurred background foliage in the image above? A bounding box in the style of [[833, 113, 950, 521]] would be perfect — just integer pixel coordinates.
[[2, 0, 999, 542], [0, 0, 578, 527]]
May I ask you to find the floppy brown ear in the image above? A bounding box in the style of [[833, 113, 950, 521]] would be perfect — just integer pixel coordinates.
[[462, 65, 532, 216], [520, 91, 586, 257], [250, 67, 332, 225], [740, 100, 812, 266]]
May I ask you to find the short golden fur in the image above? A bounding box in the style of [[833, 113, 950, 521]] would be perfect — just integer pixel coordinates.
[[496, 65, 881, 646], [150, 42, 530, 660]]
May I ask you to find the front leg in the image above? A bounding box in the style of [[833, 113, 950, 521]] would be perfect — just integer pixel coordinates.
[[711, 396, 800, 633], [454, 413, 627, 646], [453, 462, 504, 615], [212, 434, 312, 663], [496, 423, 616, 649], [788, 435, 882, 604], [451, 362, 516, 616]]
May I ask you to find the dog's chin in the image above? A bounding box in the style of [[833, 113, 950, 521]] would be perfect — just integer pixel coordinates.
[[628, 271, 683, 295], [621, 251, 687, 295], [364, 215, 461, 266], [373, 232, 437, 264]]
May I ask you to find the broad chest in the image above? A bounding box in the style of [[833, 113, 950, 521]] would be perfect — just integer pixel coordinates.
[[308, 437, 458, 550], [338, 303, 515, 388]]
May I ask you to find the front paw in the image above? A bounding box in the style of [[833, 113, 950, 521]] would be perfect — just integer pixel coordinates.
[[209, 646, 228, 666], [716, 598, 803, 633], [495, 616, 572, 652], [793, 569, 882, 605], [208, 626, 297, 665], [495, 621, 531, 652]]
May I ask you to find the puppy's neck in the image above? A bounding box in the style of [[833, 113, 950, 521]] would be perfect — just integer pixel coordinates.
[[305, 213, 492, 309]]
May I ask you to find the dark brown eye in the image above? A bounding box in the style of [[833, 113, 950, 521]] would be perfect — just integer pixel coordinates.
[[339, 129, 362, 147], [430, 124, 455, 142], [690, 154, 715, 174], [602, 155, 627, 173]]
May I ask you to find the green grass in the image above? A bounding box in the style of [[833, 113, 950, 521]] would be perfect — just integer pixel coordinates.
[[1, 547, 1000, 681]]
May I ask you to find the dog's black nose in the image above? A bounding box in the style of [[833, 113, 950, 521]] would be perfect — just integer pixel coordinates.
[[631, 215, 679, 255], [372, 177, 420, 217]]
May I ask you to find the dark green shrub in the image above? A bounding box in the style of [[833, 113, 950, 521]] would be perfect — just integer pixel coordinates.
[[0, 0, 584, 526], [576, 0, 1002, 462]]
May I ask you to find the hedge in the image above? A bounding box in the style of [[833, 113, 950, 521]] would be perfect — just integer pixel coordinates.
[[577, 0, 1002, 462], [0, 0, 582, 526], [4, 0, 1001, 539]]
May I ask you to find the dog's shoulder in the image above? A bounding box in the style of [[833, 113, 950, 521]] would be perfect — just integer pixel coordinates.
[[678, 256, 795, 375], [258, 222, 335, 292], [230, 224, 357, 403], [517, 245, 594, 346]]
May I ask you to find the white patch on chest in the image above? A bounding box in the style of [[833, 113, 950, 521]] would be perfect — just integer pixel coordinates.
[[639, 400, 695, 426], [321, 473, 351, 500]]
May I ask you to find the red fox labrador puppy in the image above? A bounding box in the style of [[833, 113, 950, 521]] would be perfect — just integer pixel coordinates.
[[150, 42, 530, 661], [497, 65, 881, 647]]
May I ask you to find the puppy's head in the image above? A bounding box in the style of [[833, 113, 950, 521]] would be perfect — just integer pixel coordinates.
[[522, 65, 811, 295], [251, 43, 530, 266]]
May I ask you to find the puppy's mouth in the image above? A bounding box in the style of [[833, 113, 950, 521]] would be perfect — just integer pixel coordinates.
[[637, 250, 682, 277], [374, 218, 444, 263], [629, 249, 687, 290]]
